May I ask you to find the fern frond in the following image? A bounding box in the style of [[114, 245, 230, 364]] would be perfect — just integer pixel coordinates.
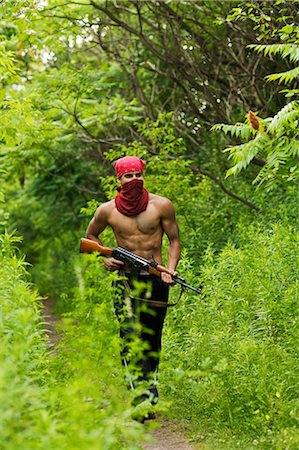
[[287, 139, 299, 157], [267, 101, 299, 133], [224, 132, 269, 177], [253, 137, 299, 184], [280, 89, 299, 98], [211, 123, 253, 140], [266, 66, 299, 84], [248, 43, 299, 63]]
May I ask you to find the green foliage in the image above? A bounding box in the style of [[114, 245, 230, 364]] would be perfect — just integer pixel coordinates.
[[1, 0, 292, 182], [0, 181, 10, 229], [0, 44, 19, 80], [248, 40, 299, 84], [213, 102, 299, 184], [213, 21, 299, 187], [0, 234, 148, 449], [211, 122, 253, 140], [161, 223, 299, 448], [223, 1, 297, 42], [0, 233, 54, 448], [1, 1, 298, 448], [267, 65, 299, 85]]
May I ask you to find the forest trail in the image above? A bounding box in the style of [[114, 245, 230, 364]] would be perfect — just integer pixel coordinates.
[[41, 298, 198, 450], [142, 420, 197, 450], [42, 297, 60, 353]]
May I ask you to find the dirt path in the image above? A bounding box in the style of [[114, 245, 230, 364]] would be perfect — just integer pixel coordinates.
[[41, 298, 197, 450], [143, 420, 197, 450], [41, 297, 60, 353]]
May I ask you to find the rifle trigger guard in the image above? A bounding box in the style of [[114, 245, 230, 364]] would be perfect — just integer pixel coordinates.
[[149, 255, 158, 268]]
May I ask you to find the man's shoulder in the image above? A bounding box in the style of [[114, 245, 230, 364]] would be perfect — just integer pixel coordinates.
[[102, 199, 116, 208], [95, 199, 116, 218], [149, 193, 173, 205], [149, 194, 175, 215]]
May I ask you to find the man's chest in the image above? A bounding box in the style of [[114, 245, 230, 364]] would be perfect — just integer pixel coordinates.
[[108, 204, 161, 236]]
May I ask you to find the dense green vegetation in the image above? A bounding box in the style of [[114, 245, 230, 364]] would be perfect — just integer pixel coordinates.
[[162, 223, 298, 448], [0, 235, 149, 449], [1, 0, 298, 448]]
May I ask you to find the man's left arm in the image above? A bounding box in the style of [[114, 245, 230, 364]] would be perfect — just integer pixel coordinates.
[[161, 199, 181, 284]]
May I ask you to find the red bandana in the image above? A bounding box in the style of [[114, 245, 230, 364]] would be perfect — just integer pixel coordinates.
[[115, 178, 149, 216], [113, 156, 146, 179]]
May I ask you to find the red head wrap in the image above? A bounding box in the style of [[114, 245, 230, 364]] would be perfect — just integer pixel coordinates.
[[113, 156, 148, 216], [113, 156, 146, 179]]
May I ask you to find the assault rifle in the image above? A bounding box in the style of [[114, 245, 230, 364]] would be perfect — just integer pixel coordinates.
[[80, 238, 201, 295]]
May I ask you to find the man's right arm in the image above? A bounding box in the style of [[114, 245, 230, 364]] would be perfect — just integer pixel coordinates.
[[86, 204, 108, 245], [86, 204, 124, 271]]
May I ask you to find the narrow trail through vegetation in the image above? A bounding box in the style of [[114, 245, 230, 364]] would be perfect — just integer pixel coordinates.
[[41, 298, 198, 450], [3, 2, 298, 448], [142, 420, 197, 450], [42, 298, 60, 354]]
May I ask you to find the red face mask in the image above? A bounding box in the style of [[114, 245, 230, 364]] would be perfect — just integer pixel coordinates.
[[115, 178, 149, 216]]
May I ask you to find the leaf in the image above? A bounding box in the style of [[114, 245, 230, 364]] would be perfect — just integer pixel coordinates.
[[248, 43, 299, 63], [266, 66, 299, 84], [267, 101, 299, 133]]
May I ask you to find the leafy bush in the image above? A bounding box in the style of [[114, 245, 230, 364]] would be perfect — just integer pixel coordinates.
[[0, 233, 56, 448], [0, 234, 148, 449], [161, 223, 299, 449]]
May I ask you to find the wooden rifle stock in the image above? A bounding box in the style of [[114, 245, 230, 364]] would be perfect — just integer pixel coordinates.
[[147, 265, 188, 278], [80, 239, 171, 276], [80, 238, 113, 256], [147, 266, 162, 277]]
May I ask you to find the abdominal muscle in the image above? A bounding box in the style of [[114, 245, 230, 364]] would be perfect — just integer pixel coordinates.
[[108, 203, 164, 269], [116, 231, 163, 265]]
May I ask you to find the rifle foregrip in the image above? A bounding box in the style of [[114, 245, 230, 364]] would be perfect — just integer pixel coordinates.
[[155, 264, 175, 276], [148, 267, 162, 277]]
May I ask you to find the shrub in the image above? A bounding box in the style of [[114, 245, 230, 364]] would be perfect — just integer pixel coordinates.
[[161, 223, 299, 448], [0, 234, 147, 449]]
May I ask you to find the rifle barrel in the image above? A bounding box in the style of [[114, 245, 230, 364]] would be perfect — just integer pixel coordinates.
[[174, 277, 202, 295]]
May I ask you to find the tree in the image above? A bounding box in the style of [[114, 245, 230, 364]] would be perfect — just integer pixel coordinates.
[[212, 17, 299, 186]]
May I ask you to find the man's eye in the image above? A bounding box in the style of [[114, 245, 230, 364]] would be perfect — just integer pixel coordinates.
[[136, 173, 141, 177]]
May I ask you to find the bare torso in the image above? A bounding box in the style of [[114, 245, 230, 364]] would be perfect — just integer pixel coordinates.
[[86, 191, 180, 278], [107, 194, 164, 263]]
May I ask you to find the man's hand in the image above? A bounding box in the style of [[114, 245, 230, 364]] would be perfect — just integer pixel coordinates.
[[103, 257, 124, 272], [161, 271, 178, 285]]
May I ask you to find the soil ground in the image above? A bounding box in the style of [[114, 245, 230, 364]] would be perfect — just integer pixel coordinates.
[[41, 297, 60, 353], [143, 419, 197, 449]]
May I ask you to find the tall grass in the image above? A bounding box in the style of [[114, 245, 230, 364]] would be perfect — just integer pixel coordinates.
[[161, 223, 299, 449], [0, 234, 147, 449], [0, 234, 58, 448]]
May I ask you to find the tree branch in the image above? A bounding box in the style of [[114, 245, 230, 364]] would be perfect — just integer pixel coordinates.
[[191, 165, 261, 212]]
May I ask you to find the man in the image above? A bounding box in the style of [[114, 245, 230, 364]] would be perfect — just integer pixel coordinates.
[[86, 156, 180, 414]]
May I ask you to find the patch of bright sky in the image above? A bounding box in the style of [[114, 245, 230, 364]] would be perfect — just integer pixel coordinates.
[[41, 48, 55, 64], [36, 0, 47, 10]]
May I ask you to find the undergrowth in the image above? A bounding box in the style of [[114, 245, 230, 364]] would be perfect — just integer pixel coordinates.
[[0, 234, 148, 450], [24, 217, 299, 449], [161, 223, 299, 449]]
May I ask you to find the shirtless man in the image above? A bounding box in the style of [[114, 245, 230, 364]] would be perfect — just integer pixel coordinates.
[[86, 156, 180, 410]]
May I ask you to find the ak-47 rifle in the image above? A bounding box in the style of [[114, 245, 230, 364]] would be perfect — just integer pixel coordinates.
[[80, 238, 201, 295]]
